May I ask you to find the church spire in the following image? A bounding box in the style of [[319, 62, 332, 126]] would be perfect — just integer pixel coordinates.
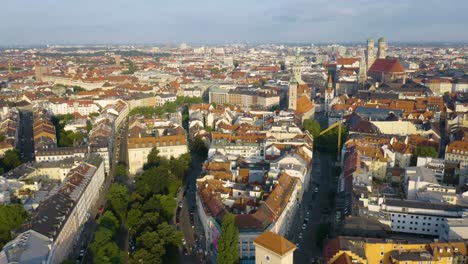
[[327, 72, 333, 90]]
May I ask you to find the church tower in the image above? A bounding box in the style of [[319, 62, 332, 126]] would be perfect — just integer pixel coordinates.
[[358, 51, 367, 85], [377, 37, 386, 59], [292, 51, 302, 82], [288, 75, 298, 110], [324, 73, 335, 112], [366, 38, 375, 70]]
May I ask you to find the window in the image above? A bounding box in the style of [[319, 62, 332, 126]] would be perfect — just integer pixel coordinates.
[[411, 215, 414, 218], [380, 252, 384, 256], [265, 255, 271, 262]]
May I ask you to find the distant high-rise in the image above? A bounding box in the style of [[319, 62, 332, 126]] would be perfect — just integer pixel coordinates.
[[377, 37, 386, 59], [366, 38, 375, 70]]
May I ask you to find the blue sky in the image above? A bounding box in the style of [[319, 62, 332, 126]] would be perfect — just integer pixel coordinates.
[[1, 0, 467, 45]]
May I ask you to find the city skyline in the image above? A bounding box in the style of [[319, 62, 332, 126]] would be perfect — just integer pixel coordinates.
[[2, 0, 468, 45]]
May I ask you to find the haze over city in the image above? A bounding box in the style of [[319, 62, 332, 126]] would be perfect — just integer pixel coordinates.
[[2, 0, 468, 45], [0, 1, 468, 264]]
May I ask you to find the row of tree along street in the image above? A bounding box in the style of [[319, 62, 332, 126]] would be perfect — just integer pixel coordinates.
[[88, 147, 191, 264]]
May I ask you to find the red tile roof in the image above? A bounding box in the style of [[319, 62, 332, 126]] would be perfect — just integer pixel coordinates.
[[337, 58, 359, 66], [368, 59, 405, 73]]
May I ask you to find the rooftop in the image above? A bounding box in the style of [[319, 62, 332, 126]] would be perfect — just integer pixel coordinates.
[[253, 231, 295, 256]]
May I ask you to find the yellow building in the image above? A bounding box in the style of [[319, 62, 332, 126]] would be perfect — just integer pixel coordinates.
[[253, 232, 296, 264], [324, 236, 468, 264]]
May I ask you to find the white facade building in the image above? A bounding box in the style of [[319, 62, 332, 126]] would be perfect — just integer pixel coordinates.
[[382, 199, 465, 237]]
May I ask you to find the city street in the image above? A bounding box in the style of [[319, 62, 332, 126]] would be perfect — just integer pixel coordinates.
[[18, 110, 34, 162], [178, 152, 205, 263], [293, 151, 335, 263], [73, 120, 129, 263]]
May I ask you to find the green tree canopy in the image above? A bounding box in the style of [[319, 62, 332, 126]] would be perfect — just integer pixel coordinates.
[[106, 184, 129, 221], [115, 164, 127, 182], [0, 204, 28, 248], [2, 150, 22, 171], [98, 211, 120, 233], [414, 146, 438, 158], [410, 146, 438, 166], [217, 213, 239, 264], [191, 137, 208, 159], [315, 126, 349, 156], [303, 119, 321, 138]]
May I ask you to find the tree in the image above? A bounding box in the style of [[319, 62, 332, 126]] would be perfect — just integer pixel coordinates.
[[145, 147, 162, 169], [130, 249, 157, 264], [410, 146, 438, 166], [135, 166, 180, 199], [270, 105, 280, 111], [98, 211, 120, 233], [0, 204, 28, 248], [191, 137, 208, 159], [0, 134, 5, 142], [91, 239, 121, 264], [106, 184, 129, 221], [303, 119, 321, 138], [126, 208, 143, 235], [72, 86, 86, 93], [415, 146, 438, 158], [316, 126, 349, 156], [115, 164, 127, 182], [217, 213, 239, 264], [2, 150, 22, 171], [86, 120, 93, 133]]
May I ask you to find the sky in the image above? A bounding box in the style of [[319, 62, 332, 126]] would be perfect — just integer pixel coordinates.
[[1, 0, 467, 45]]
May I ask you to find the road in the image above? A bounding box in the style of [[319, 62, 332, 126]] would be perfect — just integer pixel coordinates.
[[293, 151, 335, 263], [178, 153, 207, 264], [18, 110, 34, 162], [72, 120, 129, 263]]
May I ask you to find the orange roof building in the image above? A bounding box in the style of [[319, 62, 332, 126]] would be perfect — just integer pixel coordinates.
[[368, 58, 405, 83], [253, 231, 296, 264]]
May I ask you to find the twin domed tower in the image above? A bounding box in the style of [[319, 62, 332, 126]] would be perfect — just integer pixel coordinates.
[[366, 37, 386, 70]]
